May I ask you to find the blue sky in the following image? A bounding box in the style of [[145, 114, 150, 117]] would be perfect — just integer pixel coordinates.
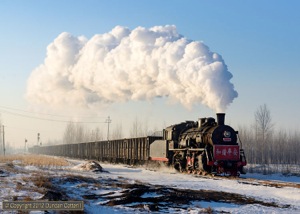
[[0, 0, 299, 147]]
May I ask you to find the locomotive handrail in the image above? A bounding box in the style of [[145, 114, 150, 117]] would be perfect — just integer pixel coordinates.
[[187, 148, 205, 151], [237, 133, 243, 148], [169, 148, 187, 151]]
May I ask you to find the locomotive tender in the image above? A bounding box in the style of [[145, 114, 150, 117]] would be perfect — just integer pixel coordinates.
[[29, 113, 246, 176]]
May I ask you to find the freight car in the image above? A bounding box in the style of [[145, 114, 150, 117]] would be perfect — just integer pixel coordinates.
[[29, 113, 246, 176], [29, 136, 162, 165]]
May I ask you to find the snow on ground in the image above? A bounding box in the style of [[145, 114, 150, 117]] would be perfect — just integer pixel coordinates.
[[94, 163, 300, 213], [0, 158, 299, 213]]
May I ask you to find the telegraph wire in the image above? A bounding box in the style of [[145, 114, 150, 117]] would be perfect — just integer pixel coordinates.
[[0, 105, 107, 119], [4, 124, 57, 134], [0, 109, 107, 124]]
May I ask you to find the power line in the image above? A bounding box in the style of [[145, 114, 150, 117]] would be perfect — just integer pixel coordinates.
[[0, 109, 107, 124], [4, 124, 57, 134], [0, 105, 107, 119]]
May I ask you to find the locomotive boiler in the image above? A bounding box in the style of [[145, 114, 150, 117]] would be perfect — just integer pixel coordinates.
[[150, 113, 247, 176]]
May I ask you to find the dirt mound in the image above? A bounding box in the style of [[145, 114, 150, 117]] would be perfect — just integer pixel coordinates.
[[76, 161, 105, 172]]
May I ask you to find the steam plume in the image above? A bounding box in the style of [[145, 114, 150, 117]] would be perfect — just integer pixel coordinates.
[[26, 25, 238, 112]]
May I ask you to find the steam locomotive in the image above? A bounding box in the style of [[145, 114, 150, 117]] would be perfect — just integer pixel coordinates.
[[150, 113, 247, 176], [29, 113, 246, 176]]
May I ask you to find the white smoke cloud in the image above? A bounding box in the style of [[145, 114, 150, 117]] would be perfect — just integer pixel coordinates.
[[26, 25, 238, 112]]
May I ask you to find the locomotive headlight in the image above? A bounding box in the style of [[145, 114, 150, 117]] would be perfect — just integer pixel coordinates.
[[223, 131, 231, 138]]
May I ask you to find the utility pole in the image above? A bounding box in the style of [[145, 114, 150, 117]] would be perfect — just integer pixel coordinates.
[[37, 133, 40, 146], [105, 116, 112, 142], [25, 139, 27, 153], [2, 125, 5, 156]]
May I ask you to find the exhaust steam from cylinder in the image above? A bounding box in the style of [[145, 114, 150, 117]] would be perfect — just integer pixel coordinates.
[[25, 25, 238, 112]]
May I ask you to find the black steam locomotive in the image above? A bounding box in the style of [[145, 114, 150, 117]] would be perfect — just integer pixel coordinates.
[[29, 113, 246, 176], [150, 113, 247, 176]]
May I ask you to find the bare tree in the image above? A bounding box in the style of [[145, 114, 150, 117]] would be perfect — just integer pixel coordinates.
[[63, 122, 88, 144], [90, 127, 103, 141], [253, 104, 274, 164], [94, 127, 103, 141], [112, 122, 123, 139], [254, 104, 274, 142], [130, 117, 140, 137], [129, 117, 149, 137], [74, 123, 85, 143], [63, 122, 76, 144]]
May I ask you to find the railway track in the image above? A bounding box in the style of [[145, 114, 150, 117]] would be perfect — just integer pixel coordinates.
[[236, 177, 300, 189], [191, 173, 300, 189], [146, 163, 300, 189]]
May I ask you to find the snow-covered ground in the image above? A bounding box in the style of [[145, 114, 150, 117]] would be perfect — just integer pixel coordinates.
[[0, 158, 299, 213]]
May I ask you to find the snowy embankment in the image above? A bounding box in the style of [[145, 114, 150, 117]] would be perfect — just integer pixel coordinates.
[[0, 156, 299, 213]]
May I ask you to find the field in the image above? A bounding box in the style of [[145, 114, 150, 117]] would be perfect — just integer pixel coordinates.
[[0, 154, 299, 213]]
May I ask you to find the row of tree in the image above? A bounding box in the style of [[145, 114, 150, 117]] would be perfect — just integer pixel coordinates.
[[61, 117, 158, 145], [240, 104, 299, 164]]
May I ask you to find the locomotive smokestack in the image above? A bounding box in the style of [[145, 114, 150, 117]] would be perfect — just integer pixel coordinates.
[[216, 113, 225, 125]]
